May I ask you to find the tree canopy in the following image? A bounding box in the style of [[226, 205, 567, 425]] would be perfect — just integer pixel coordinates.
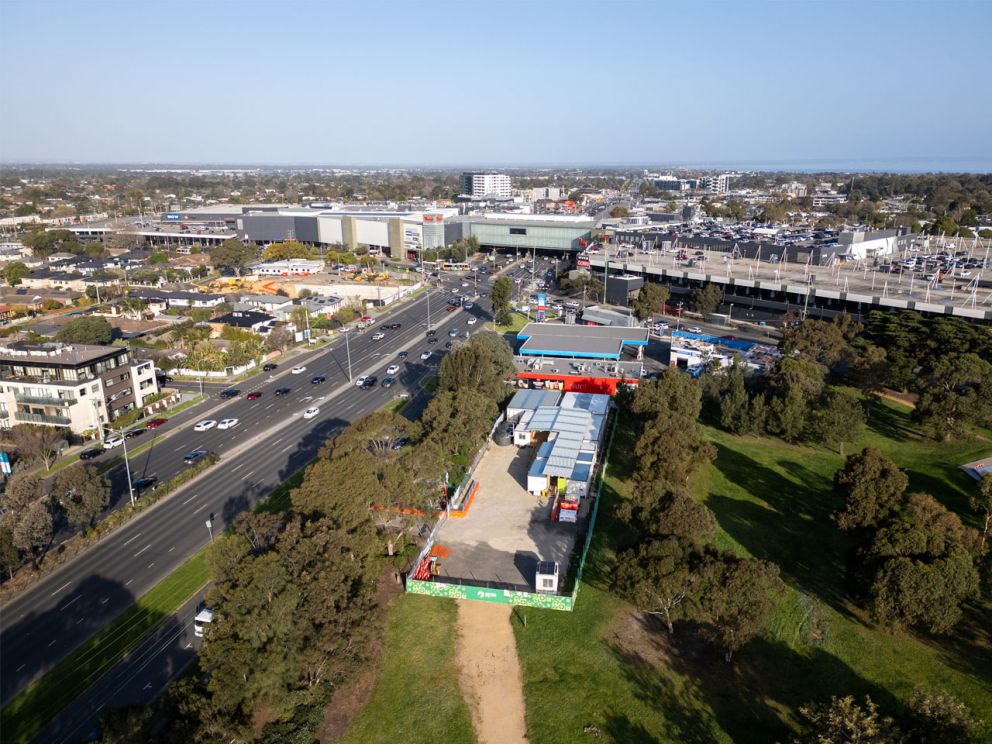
[[56, 316, 113, 345]]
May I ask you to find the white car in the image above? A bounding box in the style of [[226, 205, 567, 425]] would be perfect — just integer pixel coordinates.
[[686, 327, 703, 334], [371, 332, 385, 341], [103, 435, 124, 449], [466, 317, 477, 325], [420, 350, 432, 360], [193, 420, 217, 432], [291, 366, 307, 374], [386, 364, 400, 375], [217, 418, 239, 430], [355, 375, 370, 387], [303, 407, 320, 420], [464, 302, 474, 309]]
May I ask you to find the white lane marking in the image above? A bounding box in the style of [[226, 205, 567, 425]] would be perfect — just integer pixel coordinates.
[[181, 493, 199, 505], [50, 581, 71, 597], [245, 470, 255, 478], [122, 532, 143, 547], [125, 579, 134, 587], [15, 664, 25, 672], [265, 403, 274, 410], [192, 502, 209, 514], [60, 595, 81, 611], [281, 443, 295, 453], [168, 546, 175, 553], [231, 463, 244, 473], [174, 442, 190, 452], [100, 597, 109, 604], [76, 617, 84, 625], [133, 544, 152, 558], [48, 639, 56, 647], [148, 562, 155, 568]]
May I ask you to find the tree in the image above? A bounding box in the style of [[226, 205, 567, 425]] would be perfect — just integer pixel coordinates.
[[689, 282, 723, 315], [148, 251, 169, 264], [629, 419, 716, 512], [0, 525, 19, 579], [21, 228, 81, 257], [833, 447, 908, 531], [632, 282, 670, 321], [719, 363, 750, 434], [697, 552, 783, 661], [914, 353, 992, 440], [904, 687, 982, 744], [491, 275, 512, 320], [617, 537, 705, 634], [11, 499, 52, 569], [782, 316, 860, 371], [808, 387, 866, 455], [208, 238, 257, 276], [96, 704, 154, 744], [2, 424, 69, 469], [264, 325, 293, 352], [438, 332, 515, 404], [631, 367, 703, 422], [609, 206, 629, 218], [422, 389, 499, 458], [53, 465, 110, 530], [2, 261, 30, 286], [261, 240, 315, 262], [796, 695, 902, 744], [970, 474, 992, 554], [56, 316, 113, 345]]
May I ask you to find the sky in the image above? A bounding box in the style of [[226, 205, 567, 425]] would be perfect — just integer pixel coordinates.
[[1, 0, 990, 170]]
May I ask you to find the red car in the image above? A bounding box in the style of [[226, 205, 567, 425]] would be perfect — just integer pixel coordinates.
[[720, 335, 738, 341], [246, 391, 262, 400], [446, 305, 456, 312], [146, 418, 168, 428]]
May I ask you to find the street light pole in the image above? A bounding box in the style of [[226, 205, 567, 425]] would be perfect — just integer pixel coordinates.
[[344, 327, 353, 382], [205, 518, 213, 541], [116, 424, 136, 508]]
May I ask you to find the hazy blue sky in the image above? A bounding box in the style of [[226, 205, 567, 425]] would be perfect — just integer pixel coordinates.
[[1, 0, 990, 168]]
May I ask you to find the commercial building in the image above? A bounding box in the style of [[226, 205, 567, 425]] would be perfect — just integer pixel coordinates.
[[699, 174, 733, 194], [247, 259, 324, 277], [837, 228, 914, 260], [460, 173, 512, 200], [516, 322, 648, 361], [0, 341, 159, 434], [448, 214, 595, 254]]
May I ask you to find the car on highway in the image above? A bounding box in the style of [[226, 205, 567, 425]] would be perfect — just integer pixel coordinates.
[[386, 364, 400, 375], [275, 387, 291, 396], [388, 323, 402, 329], [686, 327, 703, 334], [467, 317, 477, 325], [427, 336, 439, 344], [125, 428, 147, 439], [464, 302, 474, 309], [220, 389, 240, 399], [217, 418, 239, 430], [246, 391, 262, 400], [146, 418, 168, 429], [303, 407, 320, 420], [371, 332, 386, 341], [292, 366, 307, 374], [381, 377, 395, 388], [398, 351, 408, 358], [420, 350, 432, 360], [426, 329, 437, 337], [79, 447, 104, 460], [132, 476, 158, 494], [355, 375, 370, 387], [446, 305, 456, 312], [183, 449, 209, 465], [193, 420, 217, 432], [103, 435, 125, 448], [262, 363, 278, 371], [311, 374, 326, 384], [448, 329, 459, 337], [445, 341, 453, 349], [361, 376, 378, 389]]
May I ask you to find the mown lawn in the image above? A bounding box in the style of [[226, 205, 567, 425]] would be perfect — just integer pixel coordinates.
[[340, 594, 475, 744], [512, 399, 992, 743]]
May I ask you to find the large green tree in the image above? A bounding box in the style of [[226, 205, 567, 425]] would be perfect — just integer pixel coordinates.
[[970, 473, 992, 554], [617, 537, 706, 634], [632, 282, 670, 321], [261, 240, 315, 262], [2, 261, 30, 286], [808, 387, 866, 455], [52, 465, 110, 529], [209, 239, 258, 276], [21, 228, 81, 257], [833, 447, 908, 531], [914, 353, 992, 440], [796, 695, 902, 744], [689, 282, 723, 315], [56, 316, 113, 345], [490, 275, 513, 325]]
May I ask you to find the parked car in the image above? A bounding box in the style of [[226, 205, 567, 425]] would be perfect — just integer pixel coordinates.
[[193, 420, 217, 432], [79, 447, 104, 460], [132, 476, 158, 494], [183, 449, 209, 465], [446, 305, 456, 313], [262, 363, 278, 371], [103, 435, 125, 448], [146, 418, 168, 429]]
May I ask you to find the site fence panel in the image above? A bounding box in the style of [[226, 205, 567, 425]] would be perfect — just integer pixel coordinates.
[[407, 578, 573, 611]]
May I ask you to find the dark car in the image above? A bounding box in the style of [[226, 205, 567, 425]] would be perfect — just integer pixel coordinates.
[[262, 363, 278, 371], [125, 428, 147, 439], [246, 391, 262, 400], [389, 323, 402, 329], [146, 418, 168, 429], [381, 377, 395, 388], [220, 389, 240, 399], [445, 341, 453, 349], [275, 387, 291, 396], [361, 376, 378, 389], [380, 324, 391, 330], [310, 375, 326, 384], [390, 437, 409, 451], [426, 329, 437, 337], [427, 336, 439, 344], [79, 447, 104, 461], [132, 476, 158, 494], [183, 449, 209, 465], [398, 351, 408, 358]]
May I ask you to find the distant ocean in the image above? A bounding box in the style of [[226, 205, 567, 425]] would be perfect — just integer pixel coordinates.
[[651, 157, 992, 174]]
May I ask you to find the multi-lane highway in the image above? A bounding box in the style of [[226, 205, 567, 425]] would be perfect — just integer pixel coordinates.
[[0, 273, 493, 712]]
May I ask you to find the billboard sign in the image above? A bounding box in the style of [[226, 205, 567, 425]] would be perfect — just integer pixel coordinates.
[[165, 213, 182, 221], [537, 293, 547, 321]]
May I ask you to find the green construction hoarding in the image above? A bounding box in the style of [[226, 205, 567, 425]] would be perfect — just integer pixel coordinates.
[[406, 579, 574, 612]]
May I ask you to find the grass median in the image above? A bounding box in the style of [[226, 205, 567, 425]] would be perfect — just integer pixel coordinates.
[[0, 548, 210, 744]]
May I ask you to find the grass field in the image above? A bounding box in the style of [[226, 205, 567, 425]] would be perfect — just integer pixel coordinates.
[[340, 594, 475, 744], [511, 397, 992, 743], [488, 311, 530, 334], [1, 548, 210, 744]]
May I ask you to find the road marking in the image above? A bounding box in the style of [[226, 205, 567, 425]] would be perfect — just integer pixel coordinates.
[[125, 579, 133, 587], [48, 639, 56, 647], [122, 532, 143, 547], [185, 642, 193, 649], [15, 663, 26, 672], [100, 597, 109, 604], [144, 682, 153, 690], [50, 581, 71, 597], [76, 617, 84, 624], [133, 544, 152, 558], [60, 595, 81, 611], [168, 546, 175, 553], [181, 493, 199, 505], [174, 442, 189, 452], [192, 502, 209, 514], [245, 470, 256, 478], [265, 403, 274, 410], [231, 463, 244, 473], [148, 562, 155, 568]]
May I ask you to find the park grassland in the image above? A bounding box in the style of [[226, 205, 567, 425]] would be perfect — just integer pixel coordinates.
[[340, 594, 475, 744], [511, 398, 992, 743]]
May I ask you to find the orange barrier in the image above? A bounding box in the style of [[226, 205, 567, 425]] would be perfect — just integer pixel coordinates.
[[449, 481, 480, 519]]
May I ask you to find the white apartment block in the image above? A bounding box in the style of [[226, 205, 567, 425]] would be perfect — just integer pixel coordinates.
[[461, 173, 512, 200]]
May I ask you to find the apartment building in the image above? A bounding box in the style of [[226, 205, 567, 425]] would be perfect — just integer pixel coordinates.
[[0, 341, 159, 434], [460, 172, 512, 200]]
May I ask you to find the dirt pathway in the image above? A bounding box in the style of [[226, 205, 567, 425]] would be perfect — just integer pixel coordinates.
[[454, 601, 529, 744]]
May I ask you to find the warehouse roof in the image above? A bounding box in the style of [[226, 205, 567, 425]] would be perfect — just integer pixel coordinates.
[[517, 322, 649, 360]]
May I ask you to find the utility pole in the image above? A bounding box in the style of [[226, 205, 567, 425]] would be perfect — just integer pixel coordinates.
[[344, 327, 353, 382]]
